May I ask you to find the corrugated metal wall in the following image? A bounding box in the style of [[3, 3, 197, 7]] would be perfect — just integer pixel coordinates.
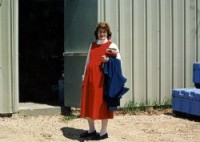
[[98, 0, 200, 106], [0, 0, 18, 114]]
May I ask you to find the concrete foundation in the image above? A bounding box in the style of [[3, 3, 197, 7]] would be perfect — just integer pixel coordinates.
[[18, 103, 62, 116]]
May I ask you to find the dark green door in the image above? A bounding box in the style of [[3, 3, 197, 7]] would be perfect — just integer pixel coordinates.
[[64, 0, 97, 107]]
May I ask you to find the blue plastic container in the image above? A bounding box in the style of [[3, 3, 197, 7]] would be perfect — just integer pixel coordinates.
[[172, 88, 200, 116], [172, 88, 191, 113], [188, 89, 200, 116], [193, 62, 200, 84]]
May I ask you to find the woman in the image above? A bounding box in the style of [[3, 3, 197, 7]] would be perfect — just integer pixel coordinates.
[[80, 22, 121, 140]]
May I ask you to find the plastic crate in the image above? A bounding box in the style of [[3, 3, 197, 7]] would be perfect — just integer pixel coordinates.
[[172, 88, 191, 113], [172, 88, 200, 116], [193, 62, 200, 85], [188, 89, 200, 116]]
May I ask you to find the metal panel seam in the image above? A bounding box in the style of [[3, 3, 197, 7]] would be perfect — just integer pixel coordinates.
[[145, 0, 148, 103], [196, 0, 198, 61], [158, 0, 161, 103], [132, 0, 134, 101], [171, 0, 174, 88], [184, 0, 186, 87], [118, 0, 120, 50]]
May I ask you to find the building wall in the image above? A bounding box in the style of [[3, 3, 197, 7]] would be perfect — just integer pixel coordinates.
[[1, 0, 199, 113], [98, 0, 200, 106], [0, 0, 18, 114]]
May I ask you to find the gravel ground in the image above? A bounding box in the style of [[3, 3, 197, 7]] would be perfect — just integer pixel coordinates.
[[0, 109, 200, 142]]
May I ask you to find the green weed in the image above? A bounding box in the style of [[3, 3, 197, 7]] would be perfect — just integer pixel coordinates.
[[122, 97, 172, 113]]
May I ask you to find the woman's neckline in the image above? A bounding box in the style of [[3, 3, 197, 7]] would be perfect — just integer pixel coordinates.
[[97, 39, 108, 45]]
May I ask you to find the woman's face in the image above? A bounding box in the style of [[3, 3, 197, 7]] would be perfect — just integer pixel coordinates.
[[98, 28, 108, 40]]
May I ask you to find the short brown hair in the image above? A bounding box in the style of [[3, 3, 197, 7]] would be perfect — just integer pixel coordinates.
[[94, 22, 112, 40]]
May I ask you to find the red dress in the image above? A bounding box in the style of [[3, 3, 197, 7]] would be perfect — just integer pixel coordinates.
[[80, 41, 114, 120]]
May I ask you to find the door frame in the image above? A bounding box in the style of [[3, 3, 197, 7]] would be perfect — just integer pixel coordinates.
[[11, 0, 19, 112]]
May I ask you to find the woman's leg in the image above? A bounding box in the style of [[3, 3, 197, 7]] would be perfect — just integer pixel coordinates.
[[87, 118, 96, 132], [100, 119, 108, 136], [91, 119, 108, 140], [80, 118, 96, 138]]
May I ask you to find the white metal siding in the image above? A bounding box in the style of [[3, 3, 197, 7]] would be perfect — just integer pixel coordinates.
[[119, 0, 133, 103], [198, 1, 200, 61], [0, 0, 18, 113], [0, 0, 1, 95], [160, 0, 173, 101], [98, 0, 200, 105], [173, 0, 184, 89], [146, 0, 160, 102], [0, 70, 2, 106], [11, 0, 19, 113], [133, 0, 147, 102], [185, 0, 196, 87], [0, 0, 11, 113], [0, 0, 2, 101]]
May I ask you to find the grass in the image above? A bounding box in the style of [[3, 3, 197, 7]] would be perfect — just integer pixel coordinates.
[[121, 97, 172, 114], [61, 98, 172, 121]]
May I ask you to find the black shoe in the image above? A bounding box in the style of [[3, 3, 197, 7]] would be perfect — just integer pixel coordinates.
[[91, 133, 108, 140], [80, 130, 97, 138]]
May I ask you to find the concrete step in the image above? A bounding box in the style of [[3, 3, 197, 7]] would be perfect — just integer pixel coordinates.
[[18, 102, 62, 116]]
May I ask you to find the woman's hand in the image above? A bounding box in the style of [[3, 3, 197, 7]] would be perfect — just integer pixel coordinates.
[[101, 55, 109, 62]]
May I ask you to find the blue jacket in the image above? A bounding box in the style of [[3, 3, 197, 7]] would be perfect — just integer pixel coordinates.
[[103, 58, 129, 111]]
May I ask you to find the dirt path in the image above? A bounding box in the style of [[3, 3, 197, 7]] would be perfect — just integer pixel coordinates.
[[0, 110, 200, 142]]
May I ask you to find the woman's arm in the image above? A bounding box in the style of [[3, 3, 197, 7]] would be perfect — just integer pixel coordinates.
[[108, 43, 122, 60], [82, 44, 92, 81]]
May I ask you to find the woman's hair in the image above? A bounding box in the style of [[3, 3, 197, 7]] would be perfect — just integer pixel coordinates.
[[94, 22, 112, 40]]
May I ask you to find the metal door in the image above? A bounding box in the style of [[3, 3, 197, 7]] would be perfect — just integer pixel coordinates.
[[64, 0, 97, 107]]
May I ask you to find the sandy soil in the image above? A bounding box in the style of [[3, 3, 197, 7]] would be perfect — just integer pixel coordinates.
[[0, 109, 200, 142]]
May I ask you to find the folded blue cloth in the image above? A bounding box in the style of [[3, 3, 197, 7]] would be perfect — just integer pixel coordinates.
[[103, 58, 129, 111]]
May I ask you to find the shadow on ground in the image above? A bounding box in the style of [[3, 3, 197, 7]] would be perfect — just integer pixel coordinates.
[[61, 127, 87, 142], [164, 111, 200, 122]]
